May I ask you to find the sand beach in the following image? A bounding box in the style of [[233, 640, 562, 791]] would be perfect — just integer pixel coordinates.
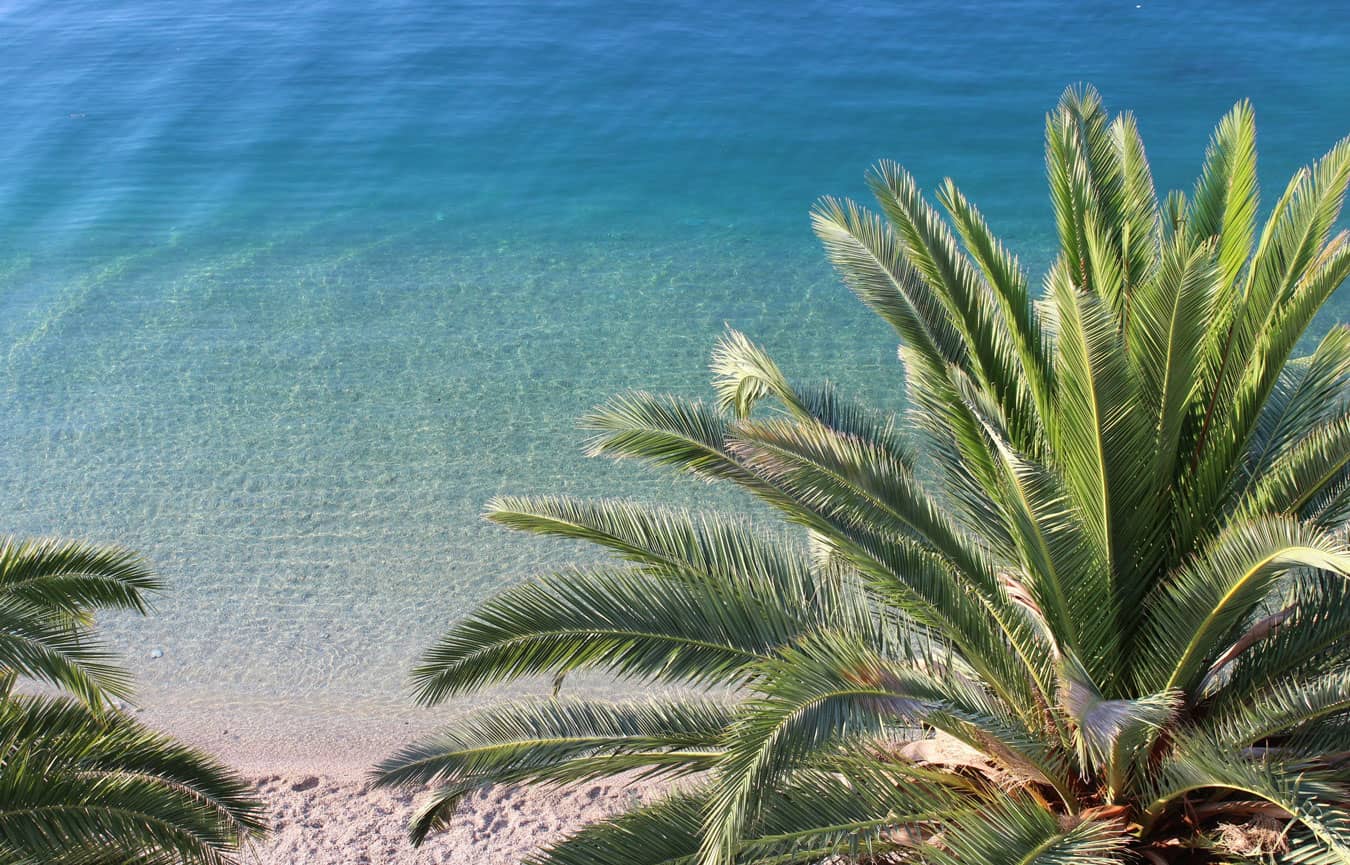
[[244, 770, 652, 865], [148, 703, 662, 865]]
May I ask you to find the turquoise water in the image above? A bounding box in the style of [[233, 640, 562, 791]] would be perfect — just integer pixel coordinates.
[[2, 1, 1349, 728]]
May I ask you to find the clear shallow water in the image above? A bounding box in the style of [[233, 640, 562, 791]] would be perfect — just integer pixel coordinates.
[[1, 1, 1349, 727]]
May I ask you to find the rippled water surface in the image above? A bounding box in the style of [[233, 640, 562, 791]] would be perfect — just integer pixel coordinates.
[[2, 1, 1349, 727]]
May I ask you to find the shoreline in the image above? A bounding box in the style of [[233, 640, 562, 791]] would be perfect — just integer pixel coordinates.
[[135, 695, 666, 864], [241, 770, 659, 865], [137, 701, 441, 775]]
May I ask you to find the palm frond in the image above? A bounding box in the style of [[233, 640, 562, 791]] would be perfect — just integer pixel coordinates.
[[1187, 136, 1350, 535], [1111, 111, 1162, 296], [955, 378, 1113, 685], [0, 537, 159, 705], [484, 495, 814, 596], [868, 161, 1034, 439], [1244, 327, 1350, 495], [711, 328, 799, 419], [409, 566, 827, 704], [582, 392, 760, 487], [810, 195, 968, 373], [1059, 656, 1179, 797], [525, 790, 704, 865], [1204, 669, 1350, 749], [699, 631, 939, 865], [1206, 571, 1350, 712], [532, 764, 965, 865], [728, 417, 982, 579], [390, 90, 1350, 865], [0, 694, 264, 865], [374, 698, 730, 844], [0, 536, 159, 616], [710, 327, 913, 458], [1124, 234, 1218, 512], [837, 527, 1056, 720], [1145, 734, 1350, 864], [938, 178, 1053, 430], [927, 794, 1132, 865], [0, 600, 135, 704], [1137, 516, 1350, 693], [726, 417, 1056, 709], [1047, 268, 1154, 633], [1186, 99, 1258, 301], [1243, 415, 1350, 518]]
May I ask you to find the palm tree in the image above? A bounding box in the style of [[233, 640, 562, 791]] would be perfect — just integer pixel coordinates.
[[378, 87, 1350, 865], [0, 537, 265, 864]]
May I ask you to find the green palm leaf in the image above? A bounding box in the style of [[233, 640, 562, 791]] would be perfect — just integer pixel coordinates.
[[711, 327, 912, 458], [1244, 327, 1350, 495], [1186, 99, 1258, 295], [0, 537, 158, 704], [410, 565, 832, 703], [938, 179, 1053, 430], [868, 160, 1033, 439], [1047, 269, 1154, 648], [531, 764, 965, 865], [582, 391, 760, 487], [374, 698, 730, 844], [1146, 734, 1350, 864], [387, 88, 1350, 865], [485, 495, 815, 595], [1137, 516, 1350, 693], [1187, 137, 1350, 541], [927, 795, 1132, 865], [810, 195, 968, 373], [0, 694, 264, 865], [1124, 235, 1218, 512], [1207, 571, 1350, 709], [1204, 669, 1350, 748]]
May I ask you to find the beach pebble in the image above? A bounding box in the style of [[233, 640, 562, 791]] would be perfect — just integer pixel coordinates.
[[149, 647, 163, 659]]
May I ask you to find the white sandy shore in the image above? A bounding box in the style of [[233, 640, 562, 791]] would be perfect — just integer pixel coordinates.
[[139, 693, 974, 865], [138, 701, 664, 865], [140, 698, 966, 864], [245, 770, 659, 865]]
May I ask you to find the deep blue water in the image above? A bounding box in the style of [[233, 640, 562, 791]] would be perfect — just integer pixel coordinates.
[[2, 1, 1349, 731]]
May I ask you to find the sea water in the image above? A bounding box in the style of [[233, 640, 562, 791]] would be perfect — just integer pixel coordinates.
[[1, 0, 1348, 735]]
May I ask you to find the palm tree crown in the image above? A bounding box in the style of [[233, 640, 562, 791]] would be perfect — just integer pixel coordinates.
[[380, 87, 1350, 865], [0, 537, 265, 864]]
